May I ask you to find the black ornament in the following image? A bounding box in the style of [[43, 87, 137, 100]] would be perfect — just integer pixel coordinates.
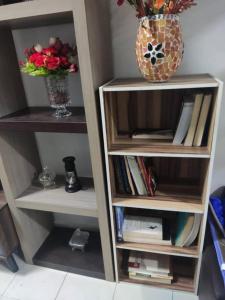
[[63, 156, 81, 193]]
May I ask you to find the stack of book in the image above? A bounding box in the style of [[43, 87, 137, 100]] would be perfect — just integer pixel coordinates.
[[115, 208, 201, 248], [173, 93, 212, 146], [128, 251, 173, 284], [115, 209, 172, 245], [113, 156, 157, 197]]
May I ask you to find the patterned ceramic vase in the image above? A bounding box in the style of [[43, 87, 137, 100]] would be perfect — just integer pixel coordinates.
[[136, 14, 183, 82]]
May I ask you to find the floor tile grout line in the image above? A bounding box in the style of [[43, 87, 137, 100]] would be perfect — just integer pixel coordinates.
[[1, 272, 17, 298], [54, 272, 68, 300], [112, 283, 118, 300]]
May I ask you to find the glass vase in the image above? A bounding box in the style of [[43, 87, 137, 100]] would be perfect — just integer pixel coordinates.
[[45, 75, 72, 118]]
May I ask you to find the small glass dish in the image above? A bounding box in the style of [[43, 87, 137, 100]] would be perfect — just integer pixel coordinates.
[[38, 166, 56, 189]]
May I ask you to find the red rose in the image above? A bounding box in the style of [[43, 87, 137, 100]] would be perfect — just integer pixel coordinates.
[[42, 47, 58, 56], [117, 0, 125, 6], [44, 56, 60, 70], [60, 57, 70, 67], [29, 53, 45, 67], [69, 64, 78, 73], [61, 43, 72, 56]]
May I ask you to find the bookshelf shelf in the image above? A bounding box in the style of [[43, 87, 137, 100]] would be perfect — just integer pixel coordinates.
[[112, 197, 204, 214], [121, 275, 195, 293], [0, 107, 87, 133], [103, 75, 219, 92], [16, 177, 97, 218], [116, 242, 199, 258], [108, 146, 210, 158], [100, 74, 223, 294]]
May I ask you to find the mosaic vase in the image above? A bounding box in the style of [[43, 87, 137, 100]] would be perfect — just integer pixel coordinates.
[[45, 76, 72, 118], [136, 14, 183, 82]]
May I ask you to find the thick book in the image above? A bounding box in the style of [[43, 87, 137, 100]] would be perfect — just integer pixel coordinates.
[[123, 215, 163, 241], [193, 94, 212, 146], [184, 94, 204, 146], [115, 207, 125, 242], [132, 129, 174, 140], [173, 99, 194, 145], [128, 251, 171, 274], [129, 273, 172, 284], [175, 212, 195, 247], [127, 156, 148, 196]]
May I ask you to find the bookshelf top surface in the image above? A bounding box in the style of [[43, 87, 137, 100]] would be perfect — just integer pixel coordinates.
[[0, 0, 74, 29], [102, 74, 219, 92]]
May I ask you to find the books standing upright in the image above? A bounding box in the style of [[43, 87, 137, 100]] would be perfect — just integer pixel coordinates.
[[184, 94, 204, 146], [173, 98, 194, 145], [193, 94, 212, 146]]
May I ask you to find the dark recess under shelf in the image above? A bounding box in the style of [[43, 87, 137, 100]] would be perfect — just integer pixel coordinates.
[[0, 107, 87, 133], [33, 227, 105, 279]]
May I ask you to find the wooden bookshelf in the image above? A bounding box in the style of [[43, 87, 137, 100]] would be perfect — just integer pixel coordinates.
[[99, 75, 223, 294], [0, 0, 114, 282]]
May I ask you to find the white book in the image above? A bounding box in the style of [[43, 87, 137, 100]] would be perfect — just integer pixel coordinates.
[[122, 215, 162, 240], [127, 156, 147, 196], [129, 251, 170, 274], [173, 100, 194, 145]]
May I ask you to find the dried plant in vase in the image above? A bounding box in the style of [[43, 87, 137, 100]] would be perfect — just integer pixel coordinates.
[[21, 37, 78, 118], [117, 0, 197, 82]]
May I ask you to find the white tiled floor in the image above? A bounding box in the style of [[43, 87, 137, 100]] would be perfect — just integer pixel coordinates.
[[0, 256, 198, 300]]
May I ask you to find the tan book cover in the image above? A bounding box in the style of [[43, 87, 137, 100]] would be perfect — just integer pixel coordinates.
[[193, 94, 212, 147], [184, 94, 204, 146]]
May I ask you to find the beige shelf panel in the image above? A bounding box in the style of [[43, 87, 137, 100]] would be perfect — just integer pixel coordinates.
[[112, 197, 204, 214], [103, 74, 219, 92], [16, 183, 97, 218], [0, 0, 74, 29], [116, 242, 199, 258], [108, 146, 210, 158]]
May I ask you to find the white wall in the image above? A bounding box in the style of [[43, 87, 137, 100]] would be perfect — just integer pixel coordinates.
[[110, 0, 225, 192]]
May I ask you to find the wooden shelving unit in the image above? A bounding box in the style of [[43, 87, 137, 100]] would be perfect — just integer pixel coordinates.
[[100, 74, 223, 294], [0, 0, 114, 281]]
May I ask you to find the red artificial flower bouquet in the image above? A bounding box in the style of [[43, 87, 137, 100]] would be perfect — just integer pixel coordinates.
[[21, 37, 78, 77]]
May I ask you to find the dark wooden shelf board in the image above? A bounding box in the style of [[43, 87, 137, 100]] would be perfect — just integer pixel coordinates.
[[0, 107, 87, 133], [33, 227, 105, 279]]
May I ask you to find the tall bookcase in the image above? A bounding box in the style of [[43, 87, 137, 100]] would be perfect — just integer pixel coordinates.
[[99, 74, 223, 293], [0, 0, 114, 281]]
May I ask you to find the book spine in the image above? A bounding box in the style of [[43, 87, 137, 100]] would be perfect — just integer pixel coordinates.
[[119, 157, 132, 194], [113, 157, 126, 194], [115, 207, 125, 242]]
